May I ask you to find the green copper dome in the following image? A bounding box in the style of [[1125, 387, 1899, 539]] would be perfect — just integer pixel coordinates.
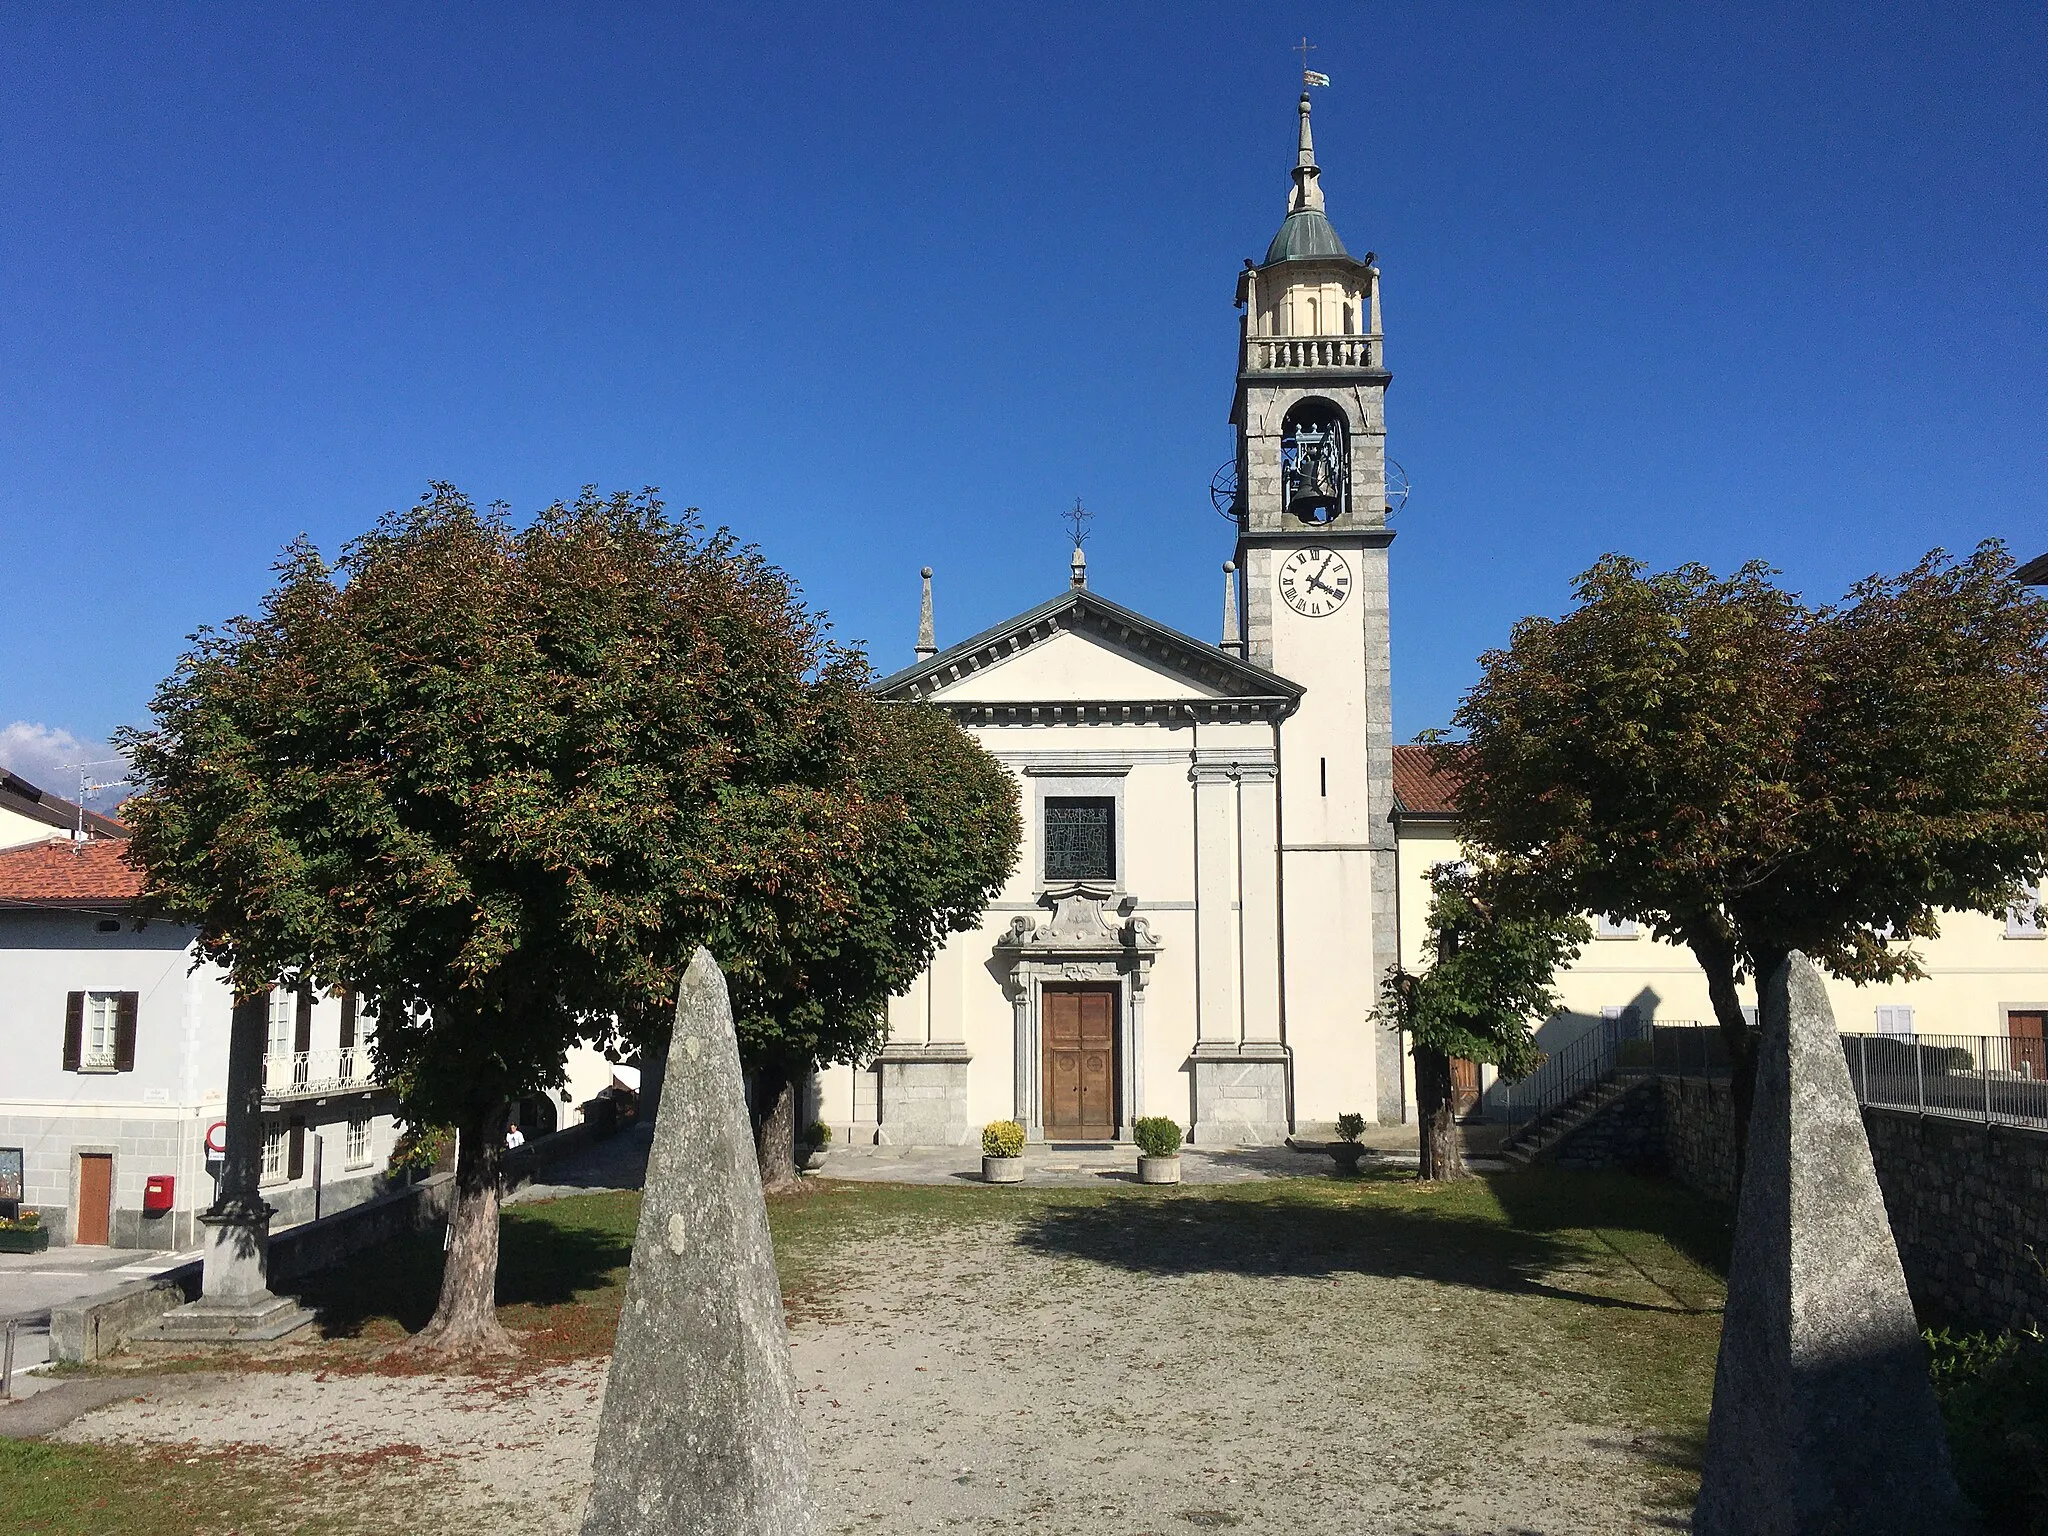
[[1262, 207, 1349, 265]]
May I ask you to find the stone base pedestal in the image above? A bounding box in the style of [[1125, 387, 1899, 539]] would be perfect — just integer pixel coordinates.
[[137, 1197, 312, 1343], [140, 1290, 314, 1344], [875, 1044, 973, 1147], [1190, 1043, 1290, 1146]]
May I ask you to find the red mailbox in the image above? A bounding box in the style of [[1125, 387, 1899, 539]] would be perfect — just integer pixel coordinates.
[[142, 1175, 175, 1214]]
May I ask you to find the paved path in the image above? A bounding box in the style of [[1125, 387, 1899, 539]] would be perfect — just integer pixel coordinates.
[[500, 1118, 1512, 1195], [504, 1123, 654, 1205], [0, 1245, 198, 1399]]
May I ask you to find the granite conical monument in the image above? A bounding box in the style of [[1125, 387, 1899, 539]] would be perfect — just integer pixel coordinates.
[[580, 948, 818, 1536]]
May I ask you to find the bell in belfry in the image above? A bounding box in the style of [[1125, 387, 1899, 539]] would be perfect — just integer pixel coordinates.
[[1283, 418, 1346, 523]]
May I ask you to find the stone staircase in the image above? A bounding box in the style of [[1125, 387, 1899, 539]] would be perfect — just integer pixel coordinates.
[[1498, 1075, 1640, 1167]]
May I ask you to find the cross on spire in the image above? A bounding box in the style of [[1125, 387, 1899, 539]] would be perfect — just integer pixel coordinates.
[[1294, 36, 1316, 77], [1063, 496, 1093, 550]]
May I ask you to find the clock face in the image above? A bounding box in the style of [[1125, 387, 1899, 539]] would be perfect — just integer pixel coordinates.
[[1278, 547, 1353, 617]]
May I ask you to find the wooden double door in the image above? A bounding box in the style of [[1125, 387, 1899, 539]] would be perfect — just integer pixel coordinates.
[[1043, 984, 1118, 1141], [2012, 1011, 2047, 1079]]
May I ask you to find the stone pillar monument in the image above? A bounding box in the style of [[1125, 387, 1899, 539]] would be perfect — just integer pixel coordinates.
[[1692, 952, 1970, 1534], [146, 991, 312, 1342], [580, 949, 818, 1536]]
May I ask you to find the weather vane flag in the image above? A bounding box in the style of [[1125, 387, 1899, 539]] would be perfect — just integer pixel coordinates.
[[1296, 36, 1330, 87]]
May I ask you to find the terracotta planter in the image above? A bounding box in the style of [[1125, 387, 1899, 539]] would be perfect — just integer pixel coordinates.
[[1137, 1154, 1181, 1185], [1328, 1142, 1368, 1175], [0, 1226, 50, 1253], [982, 1155, 1025, 1184]]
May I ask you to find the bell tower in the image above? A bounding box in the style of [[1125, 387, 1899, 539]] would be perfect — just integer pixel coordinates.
[[1226, 89, 1404, 1123]]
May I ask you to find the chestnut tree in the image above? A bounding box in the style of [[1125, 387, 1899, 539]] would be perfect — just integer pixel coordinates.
[[1446, 544, 2048, 1181], [119, 484, 981, 1354]]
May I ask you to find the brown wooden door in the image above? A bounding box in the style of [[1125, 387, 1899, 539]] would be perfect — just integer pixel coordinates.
[[1450, 1058, 1482, 1120], [1043, 985, 1117, 1140], [2010, 1012, 2047, 1079], [76, 1153, 113, 1245]]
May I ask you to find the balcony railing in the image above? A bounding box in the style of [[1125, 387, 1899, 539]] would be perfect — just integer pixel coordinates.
[[1244, 334, 1382, 372], [262, 1047, 377, 1099]]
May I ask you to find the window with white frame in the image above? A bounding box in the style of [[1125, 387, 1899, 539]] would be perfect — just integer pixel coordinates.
[[1594, 915, 1640, 939], [260, 1123, 284, 1183], [345, 1116, 370, 1169], [82, 992, 122, 1069], [267, 990, 295, 1060], [1875, 1005, 1915, 1037], [2007, 891, 2043, 940]]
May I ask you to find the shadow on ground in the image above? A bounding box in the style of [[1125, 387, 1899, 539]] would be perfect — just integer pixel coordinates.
[[296, 1197, 635, 1339], [1013, 1169, 1729, 1316]]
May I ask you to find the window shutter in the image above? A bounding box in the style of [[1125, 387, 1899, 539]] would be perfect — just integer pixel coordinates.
[[287, 1120, 305, 1181], [62, 992, 84, 1072], [114, 993, 139, 1071], [294, 986, 313, 1055], [338, 991, 356, 1049]]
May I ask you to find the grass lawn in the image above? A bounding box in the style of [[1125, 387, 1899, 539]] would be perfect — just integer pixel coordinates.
[[10, 1167, 1733, 1533]]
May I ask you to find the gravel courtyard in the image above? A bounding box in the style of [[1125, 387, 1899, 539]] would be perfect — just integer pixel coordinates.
[[34, 1172, 1728, 1535]]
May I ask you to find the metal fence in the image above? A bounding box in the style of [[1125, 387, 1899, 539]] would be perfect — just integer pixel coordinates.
[[1648, 1023, 2048, 1131], [1483, 1013, 1671, 1123]]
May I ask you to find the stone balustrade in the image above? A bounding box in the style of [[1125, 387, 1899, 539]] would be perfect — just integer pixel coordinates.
[[1244, 333, 1382, 372]]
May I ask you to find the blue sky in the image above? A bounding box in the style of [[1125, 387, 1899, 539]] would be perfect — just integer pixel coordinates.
[[2, 3, 2043, 793]]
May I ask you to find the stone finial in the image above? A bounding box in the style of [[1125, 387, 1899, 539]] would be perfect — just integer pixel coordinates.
[[1070, 545, 1087, 590], [1289, 92, 1325, 214], [915, 566, 936, 660], [1220, 561, 1243, 656], [1692, 952, 1970, 1535], [579, 949, 819, 1536]]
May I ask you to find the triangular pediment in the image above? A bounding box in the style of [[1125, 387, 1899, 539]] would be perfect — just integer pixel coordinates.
[[875, 589, 1302, 713]]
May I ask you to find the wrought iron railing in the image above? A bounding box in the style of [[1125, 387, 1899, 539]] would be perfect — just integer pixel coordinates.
[[261, 1046, 375, 1099], [1483, 1013, 1670, 1123]]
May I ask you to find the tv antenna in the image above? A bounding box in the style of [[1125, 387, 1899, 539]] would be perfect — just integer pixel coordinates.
[[56, 757, 130, 848]]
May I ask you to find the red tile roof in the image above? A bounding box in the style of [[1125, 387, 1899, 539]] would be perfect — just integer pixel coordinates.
[[1391, 743, 1464, 818], [0, 837, 145, 907]]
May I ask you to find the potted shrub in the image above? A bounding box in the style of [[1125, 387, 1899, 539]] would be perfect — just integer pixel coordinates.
[[1329, 1112, 1370, 1174], [1133, 1117, 1183, 1184], [982, 1120, 1026, 1183], [0, 1209, 49, 1254], [799, 1121, 832, 1172]]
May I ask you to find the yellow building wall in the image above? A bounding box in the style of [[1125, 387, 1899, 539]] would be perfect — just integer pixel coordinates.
[[1395, 824, 2048, 1040]]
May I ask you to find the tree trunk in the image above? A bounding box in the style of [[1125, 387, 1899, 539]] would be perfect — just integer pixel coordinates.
[[406, 1100, 516, 1357], [637, 1020, 670, 1125], [1414, 1045, 1465, 1181], [751, 1065, 799, 1192], [1687, 928, 1772, 1200]]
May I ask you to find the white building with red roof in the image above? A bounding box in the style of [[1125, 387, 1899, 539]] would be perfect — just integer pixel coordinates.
[[0, 804, 407, 1248]]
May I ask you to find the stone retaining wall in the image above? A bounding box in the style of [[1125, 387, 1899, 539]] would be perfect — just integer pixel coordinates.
[[1655, 1075, 2048, 1334], [1545, 1079, 1665, 1171], [1861, 1109, 2048, 1336], [51, 1172, 455, 1363], [1659, 1076, 1739, 1203]]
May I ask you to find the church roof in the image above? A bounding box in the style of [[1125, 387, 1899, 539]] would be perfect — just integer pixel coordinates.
[[1263, 208, 1350, 265], [1391, 743, 1464, 821], [875, 587, 1303, 722]]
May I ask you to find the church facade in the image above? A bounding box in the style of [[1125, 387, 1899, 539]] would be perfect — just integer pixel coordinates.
[[814, 92, 1401, 1146]]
